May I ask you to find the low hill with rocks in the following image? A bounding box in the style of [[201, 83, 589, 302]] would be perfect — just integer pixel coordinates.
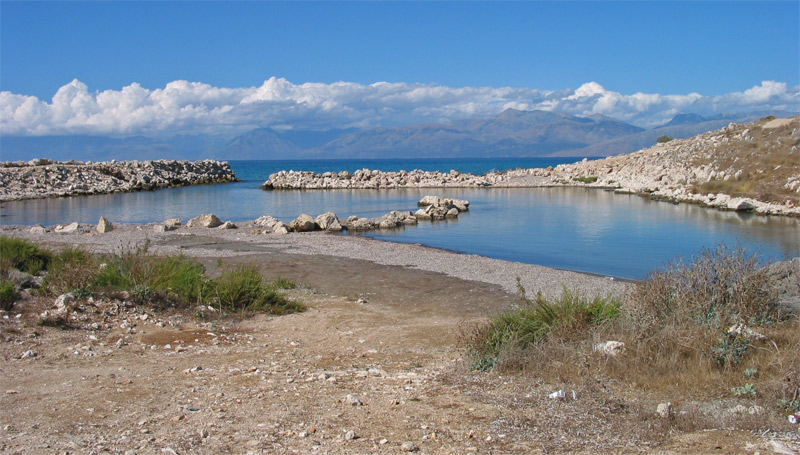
[[533, 116, 800, 216]]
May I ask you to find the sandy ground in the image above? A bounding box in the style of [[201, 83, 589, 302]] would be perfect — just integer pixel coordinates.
[[1, 224, 799, 454]]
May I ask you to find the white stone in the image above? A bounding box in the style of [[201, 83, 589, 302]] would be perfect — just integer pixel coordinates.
[[96, 216, 113, 233], [593, 341, 626, 356]]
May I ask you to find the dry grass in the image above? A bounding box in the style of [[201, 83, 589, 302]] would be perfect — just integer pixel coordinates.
[[692, 117, 800, 204], [463, 244, 799, 433]]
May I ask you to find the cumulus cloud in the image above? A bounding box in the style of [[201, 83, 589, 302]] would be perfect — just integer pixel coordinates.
[[1, 78, 797, 136]]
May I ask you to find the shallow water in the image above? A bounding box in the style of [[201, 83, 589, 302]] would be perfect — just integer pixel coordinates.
[[1, 158, 798, 278]]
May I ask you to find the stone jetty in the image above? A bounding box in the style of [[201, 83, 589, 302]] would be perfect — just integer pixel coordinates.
[[0, 159, 238, 201]]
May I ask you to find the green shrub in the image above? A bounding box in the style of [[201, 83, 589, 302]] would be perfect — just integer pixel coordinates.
[[711, 332, 751, 367], [626, 244, 782, 329], [466, 284, 620, 371], [656, 135, 674, 143], [0, 280, 18, 311], [43, 246, 97, 295], [572, 176, 598, 184], [211, 264, 303, 314], [0, 236, 51, 275]]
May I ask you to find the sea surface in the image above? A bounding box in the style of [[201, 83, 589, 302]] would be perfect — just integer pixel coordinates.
[[2, 158, 798, 279]]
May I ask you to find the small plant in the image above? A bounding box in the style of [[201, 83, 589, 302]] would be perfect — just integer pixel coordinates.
[[572, 176, 598, 184], [0, 280, 18, 311], [269, 277, 297, 290], [777, 399, 800, 413], [0, 236, 51, 276], [131, 284, 153, 305], [71, 288, 93, 300], [211, 265, 304, 314], [465, 282, 620, 371], [731, 383, 757, 396], [656, 135, 674, 143], [43, 246, 97, 295], [711, 332, 751, 367], [743, 368, 758, 378]]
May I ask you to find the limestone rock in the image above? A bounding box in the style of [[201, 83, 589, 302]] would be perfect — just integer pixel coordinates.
[[315, 212, 342, 231], [656, 402, 672, 418], [96, 217, 113, 233], [289, 214, 317, 232], [55, 222, 79, 233], [164, 218, 182, 228], [187, 214, 223, 228], [29, 225, 46, 234], [218, 221, 237, 230], [593, 340, 626, 356]]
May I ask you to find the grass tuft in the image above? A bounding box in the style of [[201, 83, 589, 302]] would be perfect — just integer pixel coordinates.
[[0, 236, 52, 276]]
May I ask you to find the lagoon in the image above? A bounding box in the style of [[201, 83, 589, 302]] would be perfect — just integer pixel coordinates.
[[1, 158, 798, 278]]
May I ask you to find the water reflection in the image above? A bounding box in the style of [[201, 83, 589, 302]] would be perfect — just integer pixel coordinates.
[[1, 184, 797, 278]]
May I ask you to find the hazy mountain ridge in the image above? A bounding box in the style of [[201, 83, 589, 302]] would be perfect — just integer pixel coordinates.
[[1, 110, 795, 161]]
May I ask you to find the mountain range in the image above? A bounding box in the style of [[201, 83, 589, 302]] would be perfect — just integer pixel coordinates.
[[1, 110, 795, 162]]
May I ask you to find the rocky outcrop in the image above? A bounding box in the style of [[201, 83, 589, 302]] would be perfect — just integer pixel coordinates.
[[0, 159, 239, 202], [532, 116, 800, 216]]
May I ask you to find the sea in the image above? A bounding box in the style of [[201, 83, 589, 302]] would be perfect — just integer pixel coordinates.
[[1, 158, 798, 279]]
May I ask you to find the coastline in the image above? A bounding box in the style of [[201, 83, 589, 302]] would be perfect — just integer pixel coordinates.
[[0, 221, 627, 299]]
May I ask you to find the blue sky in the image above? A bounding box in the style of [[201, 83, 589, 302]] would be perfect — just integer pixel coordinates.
[[1, 1, 798, 136]]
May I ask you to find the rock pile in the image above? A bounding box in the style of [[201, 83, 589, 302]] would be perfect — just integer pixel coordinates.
[[0, 159, 239, 202], [261, 168, 498, 189]]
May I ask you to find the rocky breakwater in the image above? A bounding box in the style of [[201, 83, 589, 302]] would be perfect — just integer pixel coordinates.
[[261, 168, 507, 189], [247, 196, 470, 234], [532, 116, 800, 216], [0, 158, 239, 202]]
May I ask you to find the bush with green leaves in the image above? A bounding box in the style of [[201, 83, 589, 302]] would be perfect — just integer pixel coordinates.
[[0, 236, 51, 276], [656, 135, 674, 143], [43, 246, 97, 295], [465, 284, 620, 371], [0, 280, 18, 311], [211, 264, 303, 314]]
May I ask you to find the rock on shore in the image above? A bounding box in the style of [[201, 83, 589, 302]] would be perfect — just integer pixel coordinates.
[[0, 159, 239, 202]]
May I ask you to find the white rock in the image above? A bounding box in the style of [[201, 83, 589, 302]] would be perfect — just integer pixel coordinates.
[[656, 402, 672, 418], [55, 222, 79, 233], [218, 221, 237, 230], [187, 214, 223, 228], [315, 212, 342, 231], [593, 341, 626, 356], [727, 323, 766, 340], [29, 225, 46, 234], [289, 214, 317, 232], [96, 216, 113, 233]]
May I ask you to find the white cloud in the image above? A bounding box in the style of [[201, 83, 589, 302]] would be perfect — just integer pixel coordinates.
[[1, 78, 797, 136]]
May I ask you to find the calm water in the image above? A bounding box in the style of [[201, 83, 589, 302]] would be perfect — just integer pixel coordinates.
[[1, 158, 798, 278]]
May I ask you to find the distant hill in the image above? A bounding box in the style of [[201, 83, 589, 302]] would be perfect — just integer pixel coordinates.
[[316, 109, 644, 158], [0, 134, 233, 162], [2, 110, 796, 162]]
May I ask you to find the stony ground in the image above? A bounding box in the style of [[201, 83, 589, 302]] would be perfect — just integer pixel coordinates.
[[2, 226, 799, 454]]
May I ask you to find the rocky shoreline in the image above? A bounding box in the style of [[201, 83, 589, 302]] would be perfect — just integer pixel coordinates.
[[262, 116, 800, 217], [0, 158, 238, 202]]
